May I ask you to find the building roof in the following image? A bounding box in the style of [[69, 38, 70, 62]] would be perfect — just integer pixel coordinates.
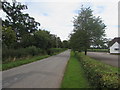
[[109, 37, 120, 47]]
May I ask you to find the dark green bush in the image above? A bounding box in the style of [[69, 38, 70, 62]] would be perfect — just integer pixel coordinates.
[[2, 47, 66, 62], [76, 53, 119, 88], [2, 46, 43, 62], [49, 48, 67, 55]]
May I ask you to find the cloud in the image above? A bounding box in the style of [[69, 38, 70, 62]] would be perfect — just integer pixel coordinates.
[[24, 1, 119, 40], [2, 0, 119, 40], [23, 2, 80, 40]]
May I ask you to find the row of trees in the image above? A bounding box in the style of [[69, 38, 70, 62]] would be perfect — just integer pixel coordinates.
[[2, 1, 69, 53], [70, 6, 109, 55]]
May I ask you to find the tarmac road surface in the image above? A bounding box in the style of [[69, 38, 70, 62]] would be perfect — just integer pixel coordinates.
[[2, 50, 70, 88], [87, 52, 119, 67]]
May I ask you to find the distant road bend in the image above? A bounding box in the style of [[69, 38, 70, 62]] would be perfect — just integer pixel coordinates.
[[87, 52, 119, 67], [2, 50, 70, 88]]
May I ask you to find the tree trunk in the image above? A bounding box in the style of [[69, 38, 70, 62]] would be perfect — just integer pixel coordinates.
[[85, 50, 87, 55]]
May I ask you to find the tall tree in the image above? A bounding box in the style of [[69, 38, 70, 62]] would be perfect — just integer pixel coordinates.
[[70, 6, 106, 55], [34, 30, 52, 50], [2, 1, 40, 40], [62, 40, 69, 48]]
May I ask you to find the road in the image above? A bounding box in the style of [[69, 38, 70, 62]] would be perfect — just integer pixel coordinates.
[[2, 50, 70, 88], [87, 52, 119, 67]]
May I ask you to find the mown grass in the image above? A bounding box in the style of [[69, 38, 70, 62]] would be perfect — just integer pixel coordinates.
[[2, 49, 67, 71], [61, 51, 90, 88]]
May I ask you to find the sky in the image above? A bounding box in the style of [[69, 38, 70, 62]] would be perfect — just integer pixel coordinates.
[[1, 0, 119, 41]]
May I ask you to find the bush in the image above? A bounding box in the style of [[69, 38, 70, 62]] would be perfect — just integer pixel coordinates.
[[76, 53, 119, 88], [2, 46, 43, 62], [49, 48, 67, 55], [2, 47, 66, 62], [87, 49, 109, 52]]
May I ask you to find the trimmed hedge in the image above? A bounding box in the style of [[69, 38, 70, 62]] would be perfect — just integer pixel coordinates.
[[88, 49, 109, 52], [76, 52, 119, 88]]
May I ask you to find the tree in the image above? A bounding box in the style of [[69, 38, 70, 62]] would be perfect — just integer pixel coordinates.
[[2, 26, 16, 48], [34, 30, 52, 50], [2, 1, 40, 41], [56, 37, 62, 48], [62, 40, 69, 48], [70, 6, 106, 55]]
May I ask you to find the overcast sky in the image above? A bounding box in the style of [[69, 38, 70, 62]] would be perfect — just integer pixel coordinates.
[[2, 0, 119, 41]]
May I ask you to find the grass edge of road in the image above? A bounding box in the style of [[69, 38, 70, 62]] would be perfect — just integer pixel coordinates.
[[2, 50, 67, 71], [61, 51, 91, 88]]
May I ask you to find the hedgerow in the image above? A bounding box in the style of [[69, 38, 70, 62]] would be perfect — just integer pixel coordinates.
[[2, 46, 44, 62], [76, 52, 119, 88]]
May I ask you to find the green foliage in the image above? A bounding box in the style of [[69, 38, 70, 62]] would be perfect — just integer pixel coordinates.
[[2, 1, 40, 38], [2, 0, 65, 65], [2, 48, 67, 70], [61, 51, 90, 88], [2, 26, 16, 48], [49, 48, 67, 55], [88, 49, 109, 52], [2, 46, 43, 62], [62, 40, 70, 48], [21, 34, 35, 47], [70, 6, 106, 54], [34, 30, 51, 49], [76, 53, 119, 88], [2, 0, 63, 50], [2, 55, 50, 70]]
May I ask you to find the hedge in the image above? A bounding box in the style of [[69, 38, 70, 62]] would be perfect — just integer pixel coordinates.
[[2, 46, 44, 62], [76, 52, 119, 88], [87, 49, 109, 52], [2, 47, 67, 63], [49, 48, 67, 55]]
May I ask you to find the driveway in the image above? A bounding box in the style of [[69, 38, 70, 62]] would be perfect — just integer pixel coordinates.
[[87, 52, 119, 67], [2, 50, 70, 88]]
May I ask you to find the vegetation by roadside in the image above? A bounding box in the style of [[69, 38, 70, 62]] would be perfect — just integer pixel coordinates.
[[3, 47, 67, 63], [2, 48, 67, 71], [61, 51, 90, 88], [76, 52, 119, 88], [87, 49, 109, 52], [2, 55, 50, 71]]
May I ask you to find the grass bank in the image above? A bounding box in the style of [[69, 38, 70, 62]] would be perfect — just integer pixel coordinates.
[[61, 51, 90, 88], [2, 55, 50, 71], [2, 49, 67, 71]]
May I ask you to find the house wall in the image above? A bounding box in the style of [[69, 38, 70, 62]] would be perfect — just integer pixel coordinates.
[[110, 42, 120, 53]]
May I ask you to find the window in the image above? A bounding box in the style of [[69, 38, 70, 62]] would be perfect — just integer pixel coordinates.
[[114, 48, 119, 50]]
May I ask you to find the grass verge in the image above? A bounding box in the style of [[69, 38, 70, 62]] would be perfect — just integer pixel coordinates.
[[61, 51, 90, 88], [2, 55, 50, 71], [2, 49, 67, 71]]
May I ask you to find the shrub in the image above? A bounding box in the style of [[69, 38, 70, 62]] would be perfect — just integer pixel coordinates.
[[87, 49, 109, 52], [2, 47, 66, 63], [2, 46, 43, 62], [76, 53, 119, 88], [49, 48, 66, 54], [26, 46, 38, 56]]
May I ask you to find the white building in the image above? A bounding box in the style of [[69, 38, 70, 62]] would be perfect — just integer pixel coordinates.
[[109, 37, 120, 54]]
